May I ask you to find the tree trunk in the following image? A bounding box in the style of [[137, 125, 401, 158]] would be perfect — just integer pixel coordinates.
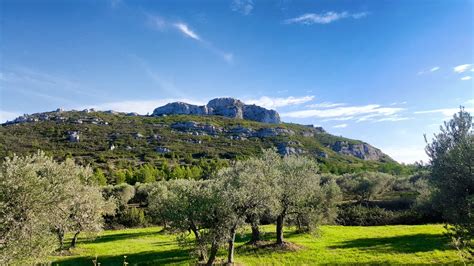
[[227, 226, 237, 264], [276, 214, 285, 245], [206, 240, 219, 266], [56, 228, 65, 250], [70, 231, 81, 248], [250, 222, 261, 244], [190, 225, 206, 262]]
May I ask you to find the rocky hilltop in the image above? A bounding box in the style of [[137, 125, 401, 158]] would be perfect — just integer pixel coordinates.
[[152, 98, 281, 124]]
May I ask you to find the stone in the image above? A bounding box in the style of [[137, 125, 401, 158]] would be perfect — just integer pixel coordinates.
[[207, 98, 244, 119], [153, 102, 207, 116], [68, 131, 80, 142], [277, 142, 304, 156], [171, 121, 222, 135], [152, 97, 281, 124], [243, 105, 280, 124], [156, 147, 171, 154], [331, 141, 384, 161]]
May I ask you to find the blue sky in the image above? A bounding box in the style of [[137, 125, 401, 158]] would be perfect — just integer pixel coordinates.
[[0, 0, 473, 163]]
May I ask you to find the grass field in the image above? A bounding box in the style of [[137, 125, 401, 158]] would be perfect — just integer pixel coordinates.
[[51, 224, 465, 265]]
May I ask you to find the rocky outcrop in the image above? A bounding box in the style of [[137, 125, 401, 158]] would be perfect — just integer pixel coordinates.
[[277, 141, 304, 156], [68, 131, 80, 142], [152, 98, 281, 124], [207, 98, 244, 119], [243, 105, 280, 124], [331, 141, 384, 161], [153, 102, 207, 116], [171, 121, 222, 135]]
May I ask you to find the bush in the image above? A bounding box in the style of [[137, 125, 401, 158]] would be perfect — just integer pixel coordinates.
[[119, 208, 147, 227], [337, 204, 396, 226]]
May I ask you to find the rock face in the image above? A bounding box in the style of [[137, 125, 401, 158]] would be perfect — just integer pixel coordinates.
[[152, 102, 208, 116], [207, 98, 244, 119], [331, 141, 384, 161], [152, 98, 281, 124]]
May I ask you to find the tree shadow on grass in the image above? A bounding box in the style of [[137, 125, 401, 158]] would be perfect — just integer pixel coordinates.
[[76, 230, 167, 245], [53, 248, 192, 266], [330, 233, 452, 253]]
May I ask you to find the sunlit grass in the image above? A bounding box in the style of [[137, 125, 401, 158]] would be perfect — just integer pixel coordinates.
[[51, 224, 463, 265]]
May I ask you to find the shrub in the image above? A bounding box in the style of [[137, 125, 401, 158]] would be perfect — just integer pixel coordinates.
[[119, 207, 147, 227]]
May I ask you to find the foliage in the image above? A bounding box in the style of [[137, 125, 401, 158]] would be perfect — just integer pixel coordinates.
[[273, 153, 342, 244], [0, 151, 113, 264], [338, 172, 395, 202], [425, 107, 473, 249]]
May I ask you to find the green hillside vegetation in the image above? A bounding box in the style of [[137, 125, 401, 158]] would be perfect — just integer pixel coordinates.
[[0, 110, 412, 185]]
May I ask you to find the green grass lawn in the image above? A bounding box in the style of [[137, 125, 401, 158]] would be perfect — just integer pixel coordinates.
[[51, 224, 465, 265]]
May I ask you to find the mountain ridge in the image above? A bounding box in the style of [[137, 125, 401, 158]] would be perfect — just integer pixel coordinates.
[[0, 99, 407, 177]]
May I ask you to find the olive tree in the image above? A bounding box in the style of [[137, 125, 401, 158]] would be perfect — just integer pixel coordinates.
[[214, 150, 278, 264], [274, 155, 341, 245], [0, 151, 113, 264], [425, 107, 473, 248], [148, 179, 223, 264]]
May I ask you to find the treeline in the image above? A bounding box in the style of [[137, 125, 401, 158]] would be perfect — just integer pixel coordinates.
[[91, 158, 229, 185]]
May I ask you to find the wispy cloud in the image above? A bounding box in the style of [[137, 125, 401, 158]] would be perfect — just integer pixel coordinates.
[[282, 104, 406, 122], [0, 67, 105, 103], [333, 123, 347, 128], [460, 76, 472, 81], [306, 102, 345, 108], [0, 110, 22, 123], [231, 0, 254, 15], [147, 15, 232, 63], [174, 23, 201, 40], [415, 107, 474, 117], [284, 11, 369, 25], [245, 96, 315, 109], [418, 66, 440, 75], [453, 64, 472, 73]]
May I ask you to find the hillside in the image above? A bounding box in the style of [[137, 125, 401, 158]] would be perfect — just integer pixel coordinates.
[[0, 105, 410, 178]]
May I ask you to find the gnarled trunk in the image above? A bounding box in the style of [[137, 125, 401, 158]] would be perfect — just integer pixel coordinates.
[[276, 214, 285, 245], [227, 225, 237, 264], [70, 231, 81, 248], [206, 240, 219, 266], [56, 228, 65, 250], [190, 224, 207, 262], [250, 222, 261, 244]]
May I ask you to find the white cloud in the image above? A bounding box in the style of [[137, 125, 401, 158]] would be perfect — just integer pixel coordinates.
[[282, 104, 404, 122], [174, 23, 200, 40], [147, 15, 232, 63], [418, 66, 440, 75], [460, 76, 472, 81], [83, 98, 206, 115], [453, 64, 472, 73], [306, 102, 345, 108], [383, 145, 428, 164], [0, 110, 22, 123], [245, 96, 315, 109], [231, 0, 254, 15], [415, 107, 474, 118], [333, 123, 347, 128], [284, 11, 368, 25]]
